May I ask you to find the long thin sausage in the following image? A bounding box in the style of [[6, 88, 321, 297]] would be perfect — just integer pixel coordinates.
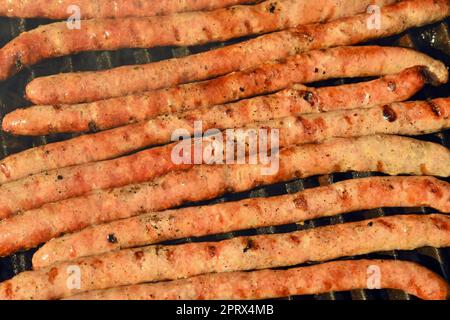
[[0, 97, 449, 218], [0, 135, 448, 257], [67, 260, 450, 300], [4, 46, 447, 135], [25, 0, 447, 105], [0, 0, 256, 19], [1, 214, 450, 300], [0, 67, 427, 184], [245, 98, 450, 147], [0, 0, 394, 81], [34, 176, 450, 268]]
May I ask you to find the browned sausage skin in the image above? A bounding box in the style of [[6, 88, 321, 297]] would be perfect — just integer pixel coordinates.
[[67, 260, 450, 301], [24, 0, 448, 105], [1, 214, 449, 300]]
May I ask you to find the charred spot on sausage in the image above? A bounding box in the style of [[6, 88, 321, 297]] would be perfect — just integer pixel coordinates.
[[88, 121, 99, 133], [225, 186, 236, 194], [207, 245, 217, 257], [14, 55, 23, 71], [419, 66, 439, 86], [243, 239, 256, 253], [134, 251, 144, 260], [302, 91, 316, 106], [107, 233, 118, 244], [289, 235, 301, 244], [294, 170, 304, 178], [382, 105, 397, 122], [378, 219, 394, 230], [430, 216, 450, 231], [293, 195, 308, 210], [425, 180, 443, 198], [243, 20, 252, 33], [377, 161, 384, 172], [427, 100, 442, 117], [202, 27, 213, 41], [268, 3, 277, 13]]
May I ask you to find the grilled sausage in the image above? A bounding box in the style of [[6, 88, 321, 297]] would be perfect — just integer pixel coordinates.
[[0, 0, 256, 19], [0, 67, 426, 184], [0, 97, 449, 219], [34, 176, 450, 267], [245, 98, 450, 147], [67, 260, 450, 300], [25, 0, 447, 105], [4, 46, 447, 135], [1, 214, 450, 300], [0, 135, 448, 257], [0, 0, 394, 81]]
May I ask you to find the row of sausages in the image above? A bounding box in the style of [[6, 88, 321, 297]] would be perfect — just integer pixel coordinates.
[[0, 0, 449, 300]]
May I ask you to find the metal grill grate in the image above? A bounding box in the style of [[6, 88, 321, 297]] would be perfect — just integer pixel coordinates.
[[0, 16, 449, 300]]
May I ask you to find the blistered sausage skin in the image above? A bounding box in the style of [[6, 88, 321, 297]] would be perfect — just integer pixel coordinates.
[[0, 98, 449, 219], [34, 176, 450, 267], [0, 67, 427, 184], [0, 0, 256, 19], [0, 0, 395, 81], [1, 214, 450, 300], [25, 0, 448, 105], [67, 260, 450, 301], [4, 46, 448, 135], [0, 135, 448, 257]]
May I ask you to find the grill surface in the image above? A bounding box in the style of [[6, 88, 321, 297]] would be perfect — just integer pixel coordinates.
[[0, 15, 449, 300]]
